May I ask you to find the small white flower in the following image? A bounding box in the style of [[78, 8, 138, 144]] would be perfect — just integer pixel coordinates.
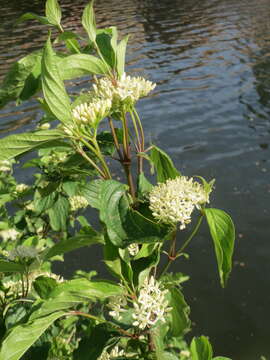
[[127, 243, 139, 256], [0, 229, 19, 241], [15, 184, 29, 193], [149, 176, 211, 230], [132, 276, 171, 330], [108, 295, 127, 320], [69, 195, 88, 211], [98, 346, 125, 360]]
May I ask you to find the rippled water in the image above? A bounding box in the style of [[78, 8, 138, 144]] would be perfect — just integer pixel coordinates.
[[1, 0, 270, 359]]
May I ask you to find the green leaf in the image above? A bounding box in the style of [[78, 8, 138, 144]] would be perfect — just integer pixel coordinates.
[[100, 180, 171, 247], [34, 190, 56, 213], [104, 236, 122, 278], [74, 323, 119, 360], [150, 322, 169, 360], [82, 1, 96, 43], [30, 278, 122, 320], [0, 261, 24, 273], [0, 130, 63, 161], [167, 287, 191, 337], [190, 336, 213, 360], [33, 276, 58, 299], [45, 0, 62, 27], [81, 180, 104, 209], [58, 54, 108, 80], [116, 34, 129, 77], [0, 50, 42, 108], [213, 358, 232, 360], [0, 311, 66, 360], [43, 230, 104, 260], [137, 172, 153, 198], [204, 208, 235, 288], [55, 31, 81, 54], [41, 36, 72, 123], [150, 145, 180, 183], [96, 32, 115, 69], [48, 195, 70, 231], [15, 13, 50, 26]]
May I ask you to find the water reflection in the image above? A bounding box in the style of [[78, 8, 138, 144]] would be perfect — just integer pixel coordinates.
[[0, 0, 270, 359]]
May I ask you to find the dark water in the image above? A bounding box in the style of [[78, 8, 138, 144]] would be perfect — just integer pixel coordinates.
[[1, 0, 270, 359]]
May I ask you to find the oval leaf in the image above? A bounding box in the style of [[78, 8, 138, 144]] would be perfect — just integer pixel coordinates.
[[205, 208, 235, 288], [41, 36, 72, 124], [58, 54, 108, 80], [150, 145, 180, 183], [167, 287, 191, 337], [0, 130, 63, 161], [82, 1, 96, 43], [0, 311, 67, 360], [45, 0, 62, 27], [116, 34, 129, 77]]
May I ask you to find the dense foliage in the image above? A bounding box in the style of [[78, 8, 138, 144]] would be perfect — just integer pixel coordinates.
[[0, 1, 235, 359]]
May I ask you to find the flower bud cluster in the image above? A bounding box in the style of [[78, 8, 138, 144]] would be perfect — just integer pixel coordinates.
[[15, 183, 29, 193], [98, 346, 125, 360], [0, 160, 12, 172], [0, 228, 19, 241], [127, 243, 139, 256], [93, 73, 156, 109], [69, 195, 89, 211], [132, 276, 171, 329], [72, 97, 112, 127], [108, 277, 171, 330], [149, 176, 211, 229]]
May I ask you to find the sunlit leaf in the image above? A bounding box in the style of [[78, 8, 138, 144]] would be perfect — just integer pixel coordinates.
[[0, 311, 67, 360], [0, 51, 42, 108], [190, 336, 213, 360], [150, 145, 180, 183], [116, 34, 129, 77], [45, 0, 62, 27], [205, 208, 235, 287], [15, 13, 50, 26], [0, 130, 63, 161], [82, 1, 96, 43], [41, 36, 72, 124], [58, 54, 108, 80], [43, 230, 104, 260], [48, 195, 70, 231]]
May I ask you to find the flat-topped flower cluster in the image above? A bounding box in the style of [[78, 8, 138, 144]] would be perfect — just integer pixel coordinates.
[[68, 74, 156, 132], [149, 176, 211, 229], [108, 276, 171, 330]]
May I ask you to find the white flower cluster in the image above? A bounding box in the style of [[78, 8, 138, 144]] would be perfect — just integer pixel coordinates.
[[69, 195, 89, 211], [0, 160, 12, 172], [72, 98, 112, 127], [108, 294, 127, 321], [15, 183, 29, 193], [98, 346, 125, 360], [132, 276, 171, 329], [149, 176, 211, 230], [0, 229, 19, 241], [93, 73, 156, 109], [127, 243, 139, 256]]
